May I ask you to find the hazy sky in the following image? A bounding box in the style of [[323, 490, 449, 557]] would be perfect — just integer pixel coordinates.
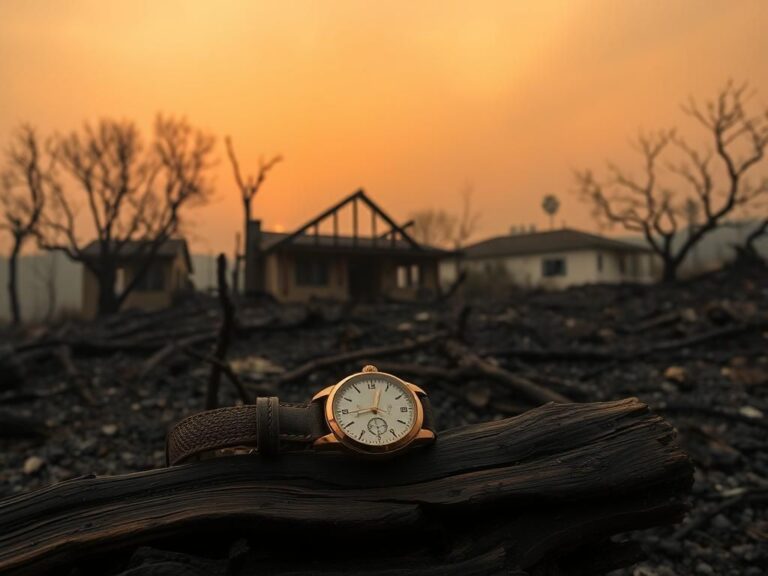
[[1, 1, 767, 253]]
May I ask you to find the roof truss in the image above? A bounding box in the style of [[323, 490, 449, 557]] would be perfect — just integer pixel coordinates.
[[266, 189, 421, 252]]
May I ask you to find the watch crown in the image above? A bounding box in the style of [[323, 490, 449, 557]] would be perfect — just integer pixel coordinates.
[[362, 364, 378, 373]]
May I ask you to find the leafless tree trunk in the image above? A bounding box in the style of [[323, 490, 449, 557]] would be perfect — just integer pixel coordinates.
[[410, 187, 480, 249], [225, 137, 281, 295], [0, 126, 48, 325], [576, 81, 768, 282], [37, 115, 215, 317], [7, 238, 22, 325], [734, 217, 768, 265], [409, 209, 457, 246], [453, 185, 480, 249]]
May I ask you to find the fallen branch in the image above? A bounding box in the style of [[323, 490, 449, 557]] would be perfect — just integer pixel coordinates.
[[487, 320, 768, 365], [657, 401, 768, 431], [0, 399, 692, 576], [185, 349, 252, 405], [272, 330, 449, 386], [443, 339, 570, 405], [53, 345, 96, 406], [138, 333, 214, 382]]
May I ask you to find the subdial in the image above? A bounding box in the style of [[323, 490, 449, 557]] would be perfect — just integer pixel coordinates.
[[367, 417, 388, 436]]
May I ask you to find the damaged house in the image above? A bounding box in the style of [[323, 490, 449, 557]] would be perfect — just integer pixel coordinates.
[[244, 190, 449, 302]]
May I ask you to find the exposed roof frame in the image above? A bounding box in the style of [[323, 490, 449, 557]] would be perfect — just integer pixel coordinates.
[[265, 189, 422, 253]]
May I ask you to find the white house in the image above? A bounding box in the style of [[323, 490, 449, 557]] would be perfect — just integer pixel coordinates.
[[450, 228, 655, 289]]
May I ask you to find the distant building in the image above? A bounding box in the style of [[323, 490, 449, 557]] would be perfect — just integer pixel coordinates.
[[81, 238, 194, 318], [244, 190, 449, 302], [453, 228, 655, 289]]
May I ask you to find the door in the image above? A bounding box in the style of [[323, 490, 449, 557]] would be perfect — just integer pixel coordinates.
[[348, 257, 378, 300]]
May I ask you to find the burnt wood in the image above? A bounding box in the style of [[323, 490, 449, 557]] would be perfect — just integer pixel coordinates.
[[0, 398, 693, 576]]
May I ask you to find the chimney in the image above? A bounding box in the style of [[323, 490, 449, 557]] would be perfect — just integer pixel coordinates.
[[246, 219, 262, 255], [244, 219, 263, 294]]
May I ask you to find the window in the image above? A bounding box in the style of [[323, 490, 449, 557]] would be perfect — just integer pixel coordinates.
[[410, 264, 420, 286], [295, 257, 329, 286], [542, 258, 566, 277], [116, 267, 126, 292], [396, 264, 421, 288], [397, 266, 408, 288], [134, 262, 166, 291], [628, 255, 638, 277], [596, 253, 603, 272]]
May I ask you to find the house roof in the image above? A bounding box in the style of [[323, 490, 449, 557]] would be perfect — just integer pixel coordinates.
[[462, 228, 652, 259], [81, 238, 194, 272], [260, 231, 447, 255], [259, 189, 451, 257]]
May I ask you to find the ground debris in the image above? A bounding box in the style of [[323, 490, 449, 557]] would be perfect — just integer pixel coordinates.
[[0, 264, 766, 575]]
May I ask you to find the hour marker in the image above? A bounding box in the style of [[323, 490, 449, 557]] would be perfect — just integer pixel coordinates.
[[352, 384, 360, 393], [395, 394, 403, 400], [385, 383, 390, 392], [359, 430, 365, 439], [344, 422, 353, 429], [397, 419, 407, 425], [344, 397, 352, 402]]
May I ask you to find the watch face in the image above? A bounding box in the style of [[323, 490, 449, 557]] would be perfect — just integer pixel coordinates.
[[330, 373, 417, 448]]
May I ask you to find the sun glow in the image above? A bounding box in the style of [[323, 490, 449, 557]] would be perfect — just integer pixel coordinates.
[[1, 1, 767, 253]]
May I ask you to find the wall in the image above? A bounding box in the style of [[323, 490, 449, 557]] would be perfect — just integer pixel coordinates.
[[0, 252, 82, 323], [263, 251, 441, 302], [459, 249, 654, 290], [0, 251, 208, 325], [267, 252, 349, 302], [379, 257, 439, 300], [82, 253, 191, 319]]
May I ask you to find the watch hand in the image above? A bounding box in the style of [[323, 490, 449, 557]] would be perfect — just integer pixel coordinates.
[[348, 407, 374, 415], [373, 389, 381, 413]]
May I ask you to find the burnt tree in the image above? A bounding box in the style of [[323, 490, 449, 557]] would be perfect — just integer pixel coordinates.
[[38, 116, 214, 317], [0, 398, 692, 576], [0, 126, 48, 325], [410, 186, 480, 250], [577, 81, 768, 282], [224, 136, 281, 294], [734, 217, 768, 265]]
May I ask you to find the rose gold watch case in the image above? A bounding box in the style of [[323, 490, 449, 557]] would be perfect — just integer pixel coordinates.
[[311, 370, 434, 456]]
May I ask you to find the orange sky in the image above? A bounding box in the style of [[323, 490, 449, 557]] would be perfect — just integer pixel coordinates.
[[1, 1, 767, 254]]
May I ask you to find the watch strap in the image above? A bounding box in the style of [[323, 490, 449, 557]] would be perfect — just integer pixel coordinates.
[[166, 399, 327, 466], [166, 393, 436, 466], [420, 395, 436, 433]]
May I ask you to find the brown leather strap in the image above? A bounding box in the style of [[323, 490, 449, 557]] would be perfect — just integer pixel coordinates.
[[256, 397, 280, 457], [166, 400, 327, 466], [420, 395, 437, 433]]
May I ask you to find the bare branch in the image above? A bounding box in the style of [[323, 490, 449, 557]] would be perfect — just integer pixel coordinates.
[[36, 115, 215, 316], [578, 81, 768, 281]]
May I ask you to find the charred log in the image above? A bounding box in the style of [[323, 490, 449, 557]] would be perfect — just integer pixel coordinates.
[[0, 398, 692, 576]]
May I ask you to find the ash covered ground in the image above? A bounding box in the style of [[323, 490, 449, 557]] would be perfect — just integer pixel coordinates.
[[1, 265, 766, 576]]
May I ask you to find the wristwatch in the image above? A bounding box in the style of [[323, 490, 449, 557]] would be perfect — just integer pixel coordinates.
[[166, 365, 436, 466]]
